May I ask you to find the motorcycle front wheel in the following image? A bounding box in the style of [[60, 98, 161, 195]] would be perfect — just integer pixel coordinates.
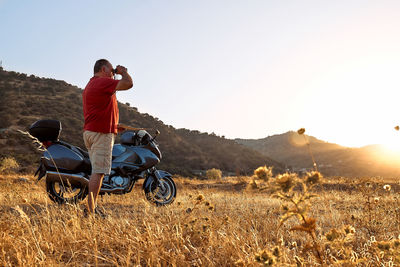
[[144, 176, 176, 206], [46, 180, 88, 204]]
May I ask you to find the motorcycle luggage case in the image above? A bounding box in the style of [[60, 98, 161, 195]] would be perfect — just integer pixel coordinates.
[[29, 120, 62, 142], [42, 144, 86, 173]]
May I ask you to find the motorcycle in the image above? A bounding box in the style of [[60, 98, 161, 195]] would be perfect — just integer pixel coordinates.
[[29, 119, 176, 206]]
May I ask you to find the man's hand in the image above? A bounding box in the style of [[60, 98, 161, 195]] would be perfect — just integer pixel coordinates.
[[117, 124, 127, 133], [115, 65, 133, 91], [115, 65, 128, 75]]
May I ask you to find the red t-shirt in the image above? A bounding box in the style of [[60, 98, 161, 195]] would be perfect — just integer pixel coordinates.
[[82, 76, 120, 134]]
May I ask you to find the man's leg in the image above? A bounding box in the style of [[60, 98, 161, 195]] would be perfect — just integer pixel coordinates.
[[88, 173, 104, 213]]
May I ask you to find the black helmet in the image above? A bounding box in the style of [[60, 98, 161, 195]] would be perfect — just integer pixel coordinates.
[[120, 131, 136, 145]]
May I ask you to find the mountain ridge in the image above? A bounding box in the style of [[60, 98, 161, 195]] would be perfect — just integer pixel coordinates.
[[2, 67, 400, 178], [0, 67, 283, 176], [236, 131, 400, 177]]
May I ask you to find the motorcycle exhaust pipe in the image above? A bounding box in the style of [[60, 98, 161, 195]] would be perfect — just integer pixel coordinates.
[[100, 187, 125, 193], [46, 171, 89, 187]]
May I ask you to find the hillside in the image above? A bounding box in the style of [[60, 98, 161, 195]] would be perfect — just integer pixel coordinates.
[[0, 68, 283, 176], [236, 132, 400, 177]]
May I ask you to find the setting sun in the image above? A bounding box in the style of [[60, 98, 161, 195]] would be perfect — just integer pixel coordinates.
[[382, 127, 400, 154], [361, 126, 400, 165]]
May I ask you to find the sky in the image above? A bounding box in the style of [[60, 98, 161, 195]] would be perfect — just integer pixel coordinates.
[[1, 0, 400, 148]]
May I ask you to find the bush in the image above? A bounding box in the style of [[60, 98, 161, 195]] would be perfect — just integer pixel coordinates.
[[0, 157, 20, 173], [0, 113, 12, 128], [206, 168, 222, 180], [254, 165, 273, 181], [18, 117, 31, 126]]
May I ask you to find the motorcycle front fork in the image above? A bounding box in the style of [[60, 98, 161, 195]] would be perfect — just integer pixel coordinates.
[[149, 168, 166, 191]]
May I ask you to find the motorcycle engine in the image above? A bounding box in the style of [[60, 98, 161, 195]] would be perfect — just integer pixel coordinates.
[[109, 175, 130, 188]]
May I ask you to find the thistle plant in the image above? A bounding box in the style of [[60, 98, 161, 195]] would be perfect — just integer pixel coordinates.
[[325, 234, 400, 266], [357, 179, 387, 236], [270, 171, 324, 264], [254, 246, 280, 266], [254, 166, 273, 181], [182, 194, 215, 247], [323, 224, 357, 264], [297, 128, 318, 171]]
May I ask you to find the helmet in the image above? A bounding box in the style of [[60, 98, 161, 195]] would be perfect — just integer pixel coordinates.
[[120, 131, 136, 145]]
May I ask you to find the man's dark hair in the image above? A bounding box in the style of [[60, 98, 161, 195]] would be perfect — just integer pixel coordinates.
[[94, 59, 110, 74]]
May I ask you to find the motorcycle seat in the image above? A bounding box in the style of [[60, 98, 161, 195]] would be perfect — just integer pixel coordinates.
[[56, 141, 89, 158], [79, 157, 92, 173], [74, 146, 90, 159], [70, 145, 92, 172]]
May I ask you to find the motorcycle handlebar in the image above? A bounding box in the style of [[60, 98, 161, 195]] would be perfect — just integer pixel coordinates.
[[151, 130, 160, 142]]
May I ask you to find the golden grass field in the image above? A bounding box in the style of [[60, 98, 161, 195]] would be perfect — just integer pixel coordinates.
[[0, 172, 399, 266]]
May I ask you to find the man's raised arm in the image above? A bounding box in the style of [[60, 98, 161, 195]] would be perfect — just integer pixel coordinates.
[[115, 65, 133, 91]]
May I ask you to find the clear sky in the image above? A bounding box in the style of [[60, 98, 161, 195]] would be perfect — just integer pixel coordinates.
[[2, 0, 400, 148]]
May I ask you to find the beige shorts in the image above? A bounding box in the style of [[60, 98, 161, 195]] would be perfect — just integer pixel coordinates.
[[83, 130, 116, 175]]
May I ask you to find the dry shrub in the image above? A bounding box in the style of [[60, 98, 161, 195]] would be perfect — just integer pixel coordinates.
[[0, 156, 19, 173], [206, 168, 222, 180], [254, 165, 273, 181]]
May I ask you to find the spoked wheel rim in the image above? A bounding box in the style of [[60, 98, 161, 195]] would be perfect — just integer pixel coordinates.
[[147, 177, 176, 205], [52, 182, 82, 199], [46, 180, 87, 204]]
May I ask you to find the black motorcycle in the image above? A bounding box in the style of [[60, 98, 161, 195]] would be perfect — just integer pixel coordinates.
[[29, 120, 176, 206]]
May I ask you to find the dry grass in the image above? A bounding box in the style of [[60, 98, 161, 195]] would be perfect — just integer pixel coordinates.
[[0, 173, 399, 266]]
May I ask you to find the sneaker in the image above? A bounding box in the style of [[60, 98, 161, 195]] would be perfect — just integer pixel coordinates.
[[83, 208, 90, 218], [94, 207, 108, 219], [83, 207, 108, 219]]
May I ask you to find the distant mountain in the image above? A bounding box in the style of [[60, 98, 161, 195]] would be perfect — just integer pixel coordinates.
[[236, 132, 400, 177], [0, 68, 283, 176]]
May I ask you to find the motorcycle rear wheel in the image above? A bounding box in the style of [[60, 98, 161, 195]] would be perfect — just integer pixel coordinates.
[[46, 180, 88, 204], [145, 176, 176, 206]]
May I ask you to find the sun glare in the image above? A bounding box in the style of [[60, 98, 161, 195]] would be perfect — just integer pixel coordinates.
[[375, 128, 400, 165], [383, 129, 400, 154], [383, 142, 400, 155]]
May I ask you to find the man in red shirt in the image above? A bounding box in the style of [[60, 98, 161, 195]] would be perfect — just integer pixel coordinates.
[[82, 59, 133, 215]]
